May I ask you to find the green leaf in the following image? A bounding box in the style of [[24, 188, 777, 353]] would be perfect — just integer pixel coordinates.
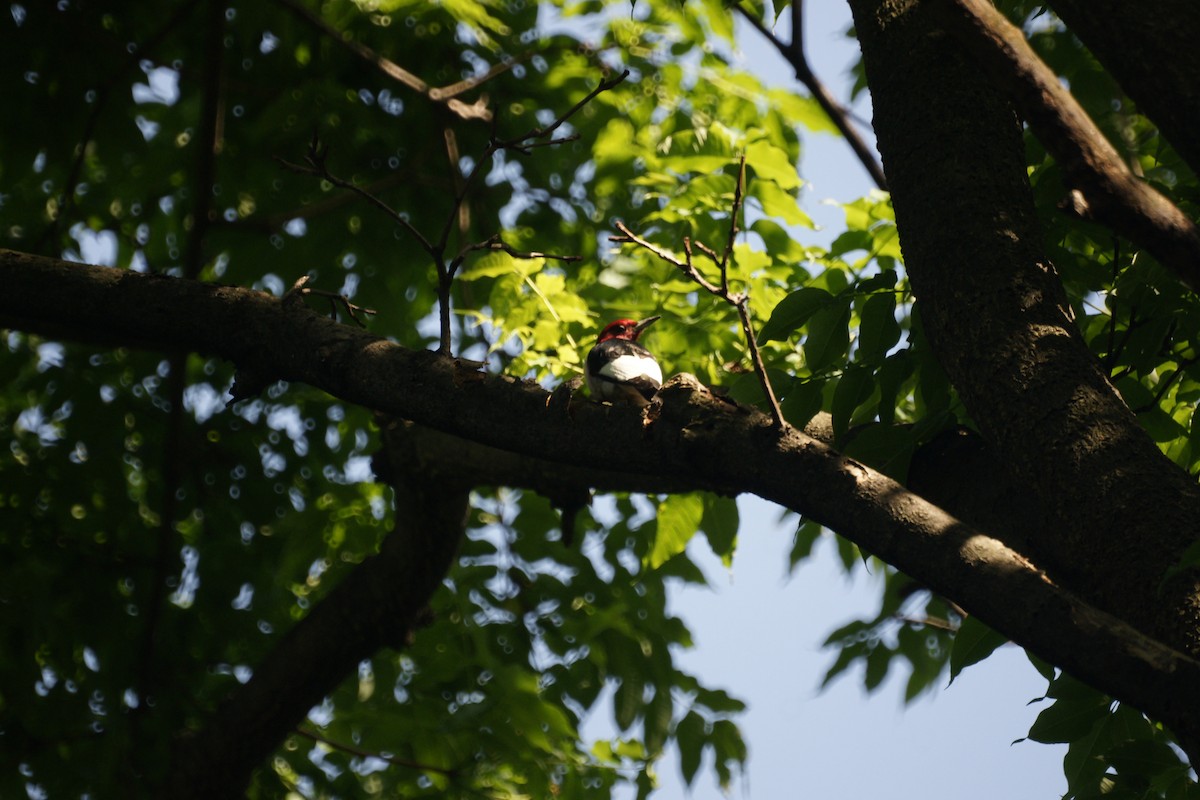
[[831, 367, 873, 441], [648, 493, 705, 569], [644, 686, 673, 756], [710, 719, 747, 789], [876, 351, 915, 426], [1027, 677, 1110, 744], [701, 494, 739, 564], [787, 518, 822, 573], [675, 712, 706, 787], [458, 250, 540, 281], [745, 139, 801, 189], [857, 292, 901, 364], [841, 423, 915, 481], [1106, 739, 1187, 780], [595, 117, 636, 165], [752, 178, 814, 227], [759, 287, 835, 343], [948, 616, 1007, 683], [768, 87, 838, 134], [804, 297, 853, 371], [1027, 652, 1057, 682], [781, 377, 826, 429], [750, 218, 810, 264], [614, 674, 643, 733], [695, 686, 747, 714]]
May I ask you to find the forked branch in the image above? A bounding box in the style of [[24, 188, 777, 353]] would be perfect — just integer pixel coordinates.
[[279, 70, 626, 355]]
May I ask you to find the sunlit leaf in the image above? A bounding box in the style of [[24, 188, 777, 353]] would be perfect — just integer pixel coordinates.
[[648, 493, 705, 569]]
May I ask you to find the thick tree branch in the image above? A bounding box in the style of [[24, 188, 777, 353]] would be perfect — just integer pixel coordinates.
[[1045, 0, 1200, 180], [4, 249, 1200, 753], [937, 0, 1200, 294], [169, 423, 470, 798]]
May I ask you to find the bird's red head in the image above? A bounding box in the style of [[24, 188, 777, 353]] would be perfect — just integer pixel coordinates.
[[597, 316, 660, 343]]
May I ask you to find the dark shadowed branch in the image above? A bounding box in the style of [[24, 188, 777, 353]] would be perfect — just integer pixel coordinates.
[[938, 0, 1200, 294], [168, 421, 470, 798], [7, 250, 1200, 763]]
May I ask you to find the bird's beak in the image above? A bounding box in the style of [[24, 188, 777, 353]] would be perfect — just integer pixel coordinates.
[[633, 316, 661, 336]]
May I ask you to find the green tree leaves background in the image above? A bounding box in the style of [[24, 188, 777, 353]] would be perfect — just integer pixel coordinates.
[[3, 0, 1200, 798]]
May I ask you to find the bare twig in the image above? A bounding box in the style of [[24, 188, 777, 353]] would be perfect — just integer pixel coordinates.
[[895, 614, 960, 633], [448, 233, 582, 279], [494, 69, 630, 151], [284, 276, 377, 327], [734, 1, 887, 190], [719, 157, 747, 293], [276, 134, 438, 259], [610, 157, 786, 427]]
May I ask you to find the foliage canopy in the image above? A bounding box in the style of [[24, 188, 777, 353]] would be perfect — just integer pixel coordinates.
[[3, 0, 1200, 798]]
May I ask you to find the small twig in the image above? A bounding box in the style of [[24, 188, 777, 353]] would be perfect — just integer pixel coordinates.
[[444, 127, 470, 242], [492, 69, 629, 150], [295, 727, 457, 776], [283, 66, 623, 356], [276, 135, 438, 259], [895, 614, 960, 633], [447, 234, 582, 285], [284, 276, 378, 327], [434, 71, 625, 262], [718, 157, 748, 294], [428, 54, 529, 102], [1105, 237, 1122, 368]]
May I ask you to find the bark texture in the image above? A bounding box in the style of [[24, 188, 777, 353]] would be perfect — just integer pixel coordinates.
[[846, 0, 1200, 655]]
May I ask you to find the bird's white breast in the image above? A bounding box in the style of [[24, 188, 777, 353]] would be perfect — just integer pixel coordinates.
[[597, 353, 663, 385]]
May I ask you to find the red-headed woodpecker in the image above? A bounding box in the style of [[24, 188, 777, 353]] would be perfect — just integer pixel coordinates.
[[586, 316, 663, 406]]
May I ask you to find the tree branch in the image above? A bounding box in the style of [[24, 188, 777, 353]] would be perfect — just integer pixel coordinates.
[[272, 0, 523, 122], [937, 0, 1200, 294], [1044, 0, 1200, 180], [734, 2, 888, 190], [5, 249, 1200, 754], [611, 157, 785, 428], [168, 422, 470, 797]]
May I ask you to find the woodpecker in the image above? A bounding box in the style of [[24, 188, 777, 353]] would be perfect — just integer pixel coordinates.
[[586, 316, 663, 406]]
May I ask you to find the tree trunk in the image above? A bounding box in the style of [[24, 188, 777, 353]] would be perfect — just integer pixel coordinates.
[[847, 0, 1200, 655]]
